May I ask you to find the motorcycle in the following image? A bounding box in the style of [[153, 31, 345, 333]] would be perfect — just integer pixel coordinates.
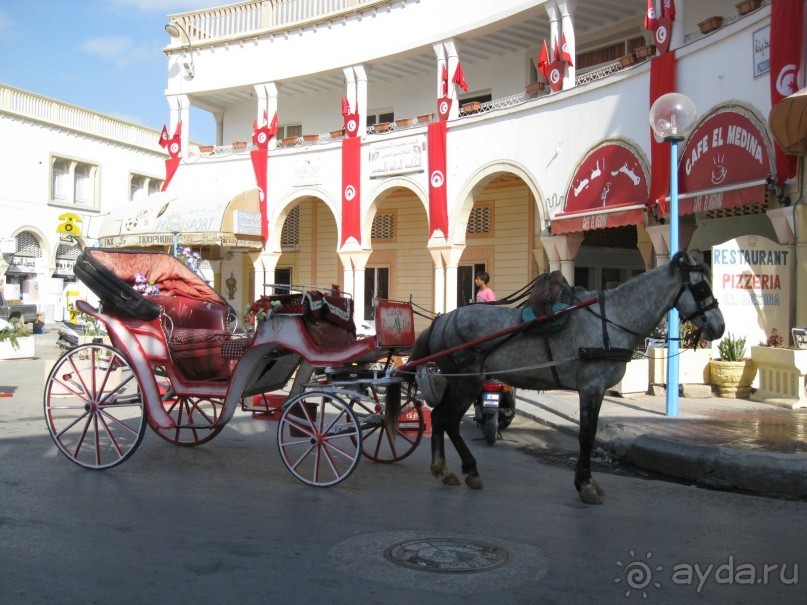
[[473, 379, 517, 444], [56, 321, 105, 352]]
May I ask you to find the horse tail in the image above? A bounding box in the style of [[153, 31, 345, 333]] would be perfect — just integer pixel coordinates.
[[384, 381, 401, 436], [385, 323, 433, 435]]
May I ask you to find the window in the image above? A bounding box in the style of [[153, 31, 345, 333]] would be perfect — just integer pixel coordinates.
[[457, 263, 487, 307], [366, 111, 394, 127], [274, 268, 292, 295], [364, 266, 389, 321], [466, 204, 492, 237], [371, 212, 396, 241], [281, 206, 300, 249], [50, 156, 99, 209], [278, 124, 302, 139], [576, 36, 646, 70], [130, 173, 163, 201]]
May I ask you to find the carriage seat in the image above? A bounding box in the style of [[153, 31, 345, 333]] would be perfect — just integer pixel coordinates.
[[258, 291, 357, 351], [152, 295, 238, 380]]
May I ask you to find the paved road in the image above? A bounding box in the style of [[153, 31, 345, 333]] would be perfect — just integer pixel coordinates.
[[1, 354, 805, 604]]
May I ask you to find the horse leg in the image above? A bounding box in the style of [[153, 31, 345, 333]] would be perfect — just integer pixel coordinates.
[[443, 406, 483, 489], [575, 389, 606, 505], [430, 404, 461, 485]]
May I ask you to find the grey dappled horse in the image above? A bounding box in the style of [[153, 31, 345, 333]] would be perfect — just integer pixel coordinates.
[[399, 251, 725, 505]]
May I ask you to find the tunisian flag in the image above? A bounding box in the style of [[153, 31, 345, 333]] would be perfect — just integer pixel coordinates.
[[770, 0, 803, 188], [537, 40, 550, 81], [648, 50, 677, 215], [341, 136, 361, 246], [427, 121, 449, 238], [160, 121, 182, 191], [644, 0, 658, 31]]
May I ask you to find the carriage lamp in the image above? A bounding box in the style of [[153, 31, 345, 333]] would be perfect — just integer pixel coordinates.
[[165, 21, 195, 78], [649, 92, 697, 417]]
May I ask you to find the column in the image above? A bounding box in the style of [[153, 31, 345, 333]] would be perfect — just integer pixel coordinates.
[[354, 65, 368, 136], [338, 250, 371, 325], [177, 94, 190, 159], [545, 2, 560, 69], [539, 234, 583, 283], [429, 248, 446, 314], [253, 251, 281, 301], [557, 0, 577, 90]]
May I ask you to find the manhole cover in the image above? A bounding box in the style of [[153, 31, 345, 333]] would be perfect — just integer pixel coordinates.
[[384, 538, 511, 573]]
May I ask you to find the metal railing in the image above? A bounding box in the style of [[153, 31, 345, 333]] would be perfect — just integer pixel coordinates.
[[167, 0, 390, 47]]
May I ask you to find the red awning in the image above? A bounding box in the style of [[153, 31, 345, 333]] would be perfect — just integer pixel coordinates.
[[551, 203, 647, 234], [675, 180, 767, 215]]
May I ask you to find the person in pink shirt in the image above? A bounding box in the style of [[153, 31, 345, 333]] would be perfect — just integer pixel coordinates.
[[475, 271, 496, 303]]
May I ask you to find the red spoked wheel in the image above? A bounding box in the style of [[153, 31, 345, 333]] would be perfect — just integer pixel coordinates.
[[277, 391, 361, 487], [349, 392, 424, 463], [44, 344, 147, 470], [149, 389, 225, 446]]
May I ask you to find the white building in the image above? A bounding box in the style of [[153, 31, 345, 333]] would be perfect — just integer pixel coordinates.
[[92, 0, 804, 343], [0, 84, 167, 321]]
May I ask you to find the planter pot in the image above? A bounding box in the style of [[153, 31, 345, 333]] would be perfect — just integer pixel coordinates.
[[611, 358, 649, 395], [281, 136, 299, 146], [0, 336, 35, 360], [618, 54, 638, 68], [198, 145, 215, 153], [372, 122, 392, 133], [709, 359, 757, 398], [649, 347, 712, 385], [395, 118, 414, 128], [524, 82, 546, 97], [698, 16, 724, 35], [634, 44, 656, 60], [736, 0, 762, 15], [303, 134, 319, 143], [417, 113, 434, 124], [232, 141, 248, 150], [329, 129, 345, 139], [460, 101, 482, 114], [750, 346, 807, 408]]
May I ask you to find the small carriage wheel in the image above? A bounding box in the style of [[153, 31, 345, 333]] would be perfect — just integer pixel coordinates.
[[277, 391, 361, 487], [44, 344, 147, 470], [349, 391, 424, 463], [149, 392, 225, 447]]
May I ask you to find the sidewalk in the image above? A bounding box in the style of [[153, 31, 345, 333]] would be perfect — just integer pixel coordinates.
[[516, 387, 807, 500]]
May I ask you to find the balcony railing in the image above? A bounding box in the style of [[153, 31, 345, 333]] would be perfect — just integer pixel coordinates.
[[167, 0, 391, 47]]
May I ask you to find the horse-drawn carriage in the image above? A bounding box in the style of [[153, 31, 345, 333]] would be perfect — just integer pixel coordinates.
[[44, 248, 424, 487]]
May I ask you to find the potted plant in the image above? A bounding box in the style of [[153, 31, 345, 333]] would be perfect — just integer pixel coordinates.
[[634, 44, 656, 60], [460, 101, 482, 114], [0, 318, 35, 359], [417, 113, 434, 124], [751, 329, 807, 408], [710, 332, 757, 398], [736, 0, 762, 16], [698, 16, 724, 35], [395, 117, 414, 128], [372, 122, 392, 133], [524, 82, 546, 97], [303, 134, 320, 143], [618, 54, 638, 68], [232, 140, 248, 150]]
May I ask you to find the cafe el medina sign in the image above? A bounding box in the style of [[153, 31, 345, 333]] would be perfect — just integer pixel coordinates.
[[711, 235, 792, 349], [676, 107, 774, 215]]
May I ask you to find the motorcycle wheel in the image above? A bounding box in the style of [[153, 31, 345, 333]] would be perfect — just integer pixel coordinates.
[[483, 410, 498, 445], [497, 388, 517, 430]]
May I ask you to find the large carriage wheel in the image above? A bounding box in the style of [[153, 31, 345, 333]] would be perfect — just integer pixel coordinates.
[[44, 344, 147, 470], [149, 390, 225, 447], [277, 391, 361, 487], [349, 391, 424, 463]]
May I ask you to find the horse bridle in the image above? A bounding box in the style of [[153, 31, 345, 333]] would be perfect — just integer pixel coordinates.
[[670, 254, 720, 345]]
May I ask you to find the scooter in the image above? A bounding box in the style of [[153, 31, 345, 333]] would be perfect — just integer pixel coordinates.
[[473, 379, 517, 444]]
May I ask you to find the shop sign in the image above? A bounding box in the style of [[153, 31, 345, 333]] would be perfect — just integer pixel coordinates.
[[369, 135, 426, 177], [54, 258, 75, 276], [233, 211, 262, 236], [8, 255, 39, 272], [711, 235, 792, 349]]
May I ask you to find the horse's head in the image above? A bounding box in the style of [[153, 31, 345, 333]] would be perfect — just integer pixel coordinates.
[[670, 251, 725, 342]]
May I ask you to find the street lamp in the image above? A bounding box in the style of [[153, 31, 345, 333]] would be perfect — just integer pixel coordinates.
[[649, 92, 697, 417], [165, 21, 195, 78]]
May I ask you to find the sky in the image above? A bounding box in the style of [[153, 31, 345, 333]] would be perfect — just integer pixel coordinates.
[[0, 0, 229, 144]]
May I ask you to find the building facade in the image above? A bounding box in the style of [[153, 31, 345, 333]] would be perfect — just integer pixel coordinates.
[[0, 84, 167, 321], [95, 0, 804, 345]]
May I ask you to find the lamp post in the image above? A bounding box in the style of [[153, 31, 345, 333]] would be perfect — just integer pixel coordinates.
[[165, 21, 195, 78], [649, 92, 697, 417]]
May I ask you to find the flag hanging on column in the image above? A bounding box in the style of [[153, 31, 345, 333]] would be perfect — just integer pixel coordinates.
[[648, 51, 677, 216], [452, 61, 469, 92], [427, 121, 449, 238], [250, 111, 277, 242], [537, 40, 550, 81], [160, 121, 182, 191], [560, 33, 574, 67], [644, 0, 658, 31], [770, 0, 803, 188], [341, 136, 361, 246]]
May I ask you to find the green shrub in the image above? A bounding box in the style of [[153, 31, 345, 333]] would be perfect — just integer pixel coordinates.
[[717, 332, 746, 361]]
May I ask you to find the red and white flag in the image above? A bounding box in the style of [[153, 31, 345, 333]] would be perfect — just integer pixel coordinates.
[[158, 125, 169, 148], [644, 0, 658, 31], [661, 0, 675, 21], [553, 36, 561, 61], [537, 40, 550, 81], [452, 61, 469, 92], [440, 64, 449, 96], [561, 33, 574, 67], [341, 97, 350, 117]]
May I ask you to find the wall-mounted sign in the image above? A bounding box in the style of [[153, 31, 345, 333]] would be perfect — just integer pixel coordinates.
[[711, 235, 792, 349], [753, 25, 770, 78], [233, 210, 262, 236], [369, 135, 426, 178]]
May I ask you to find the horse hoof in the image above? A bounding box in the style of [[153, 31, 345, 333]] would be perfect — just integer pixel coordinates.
[[590, 477, 605, 496], [578, 484, 603, 505], [442, 474, 461, 486], [465, 474, 484, 490]]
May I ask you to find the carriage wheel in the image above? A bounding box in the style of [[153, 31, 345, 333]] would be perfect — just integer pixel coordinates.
[[150, 392, 225, 447], [277, 391, 361, 487], [44, 344, 147, 470], [349, 394, 424, 463]]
